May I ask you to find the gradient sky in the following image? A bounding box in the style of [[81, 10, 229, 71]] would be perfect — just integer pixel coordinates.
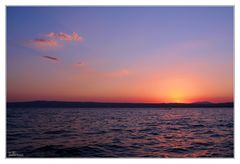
[[7, 7, 233, 103]]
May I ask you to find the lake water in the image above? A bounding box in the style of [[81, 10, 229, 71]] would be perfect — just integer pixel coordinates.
[[7, 108, 233, 157]]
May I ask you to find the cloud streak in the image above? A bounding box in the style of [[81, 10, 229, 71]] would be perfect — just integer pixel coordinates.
[[30, 38, 61, 50], [42, 55, 59, 61], [105, 69, 130, 78], [47, 32, 84, 42]]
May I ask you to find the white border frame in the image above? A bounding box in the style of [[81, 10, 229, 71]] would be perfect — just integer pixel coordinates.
[[1, 0, 239, 164]]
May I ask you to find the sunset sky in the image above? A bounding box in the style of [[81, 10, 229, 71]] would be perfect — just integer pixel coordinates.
[[7, 7, 233, 103]]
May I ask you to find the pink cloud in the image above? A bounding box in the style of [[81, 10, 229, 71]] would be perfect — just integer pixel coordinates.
[[47, 32, 56, 38], [47, 32, 84, 42], [29, 32, 84, 50], [105, 69, 130, 78], [30, 38, 61, 50]]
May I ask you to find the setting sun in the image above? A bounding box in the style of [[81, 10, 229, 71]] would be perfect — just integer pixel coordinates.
[[169, 91, 186, 103]]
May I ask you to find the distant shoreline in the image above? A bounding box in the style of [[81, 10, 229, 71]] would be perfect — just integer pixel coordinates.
[[7, 101, 234, 108]]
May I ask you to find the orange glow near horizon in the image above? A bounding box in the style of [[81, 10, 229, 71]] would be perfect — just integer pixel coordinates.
[[7, 57, 233, 103], [7, 73, 233, 103]]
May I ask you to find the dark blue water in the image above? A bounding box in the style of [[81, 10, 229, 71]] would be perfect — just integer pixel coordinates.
[[7, 108, 233, 157]]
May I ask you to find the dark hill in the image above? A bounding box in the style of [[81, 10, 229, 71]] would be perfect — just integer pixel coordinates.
[[7, 101, 234, 108]]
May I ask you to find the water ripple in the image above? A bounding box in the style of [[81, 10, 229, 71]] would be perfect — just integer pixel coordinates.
[[7, 108, 233, 157]]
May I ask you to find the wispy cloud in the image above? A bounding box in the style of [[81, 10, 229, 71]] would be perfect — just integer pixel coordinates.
[[107, 69, 130, 78], [73, 61, 86, 68], [30, 38, 61, 50], [42, 55, 59, 61], [72, 64, 131, 79], [47, 32, 84, 42], [29, 32, 84, 50]]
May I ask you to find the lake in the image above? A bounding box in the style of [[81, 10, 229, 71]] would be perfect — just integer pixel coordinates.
[[7, 108, 233, 157]]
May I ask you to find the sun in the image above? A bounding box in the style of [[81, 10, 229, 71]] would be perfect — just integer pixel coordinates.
[[169, 92, 185, 103], [164, 85, 191, 103], [156, 77, 197, 103]]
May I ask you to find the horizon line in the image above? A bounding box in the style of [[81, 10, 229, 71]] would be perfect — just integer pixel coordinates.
[[7, 100, 234, 104]]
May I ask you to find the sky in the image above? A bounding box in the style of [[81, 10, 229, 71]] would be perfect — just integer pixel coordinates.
[[7, 7, 233, 103]]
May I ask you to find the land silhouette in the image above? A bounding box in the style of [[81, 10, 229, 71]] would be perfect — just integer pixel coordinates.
[[7, 101, 233, 108]]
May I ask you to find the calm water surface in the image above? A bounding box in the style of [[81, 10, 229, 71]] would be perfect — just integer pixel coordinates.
[[7, 108, 233, 157]]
